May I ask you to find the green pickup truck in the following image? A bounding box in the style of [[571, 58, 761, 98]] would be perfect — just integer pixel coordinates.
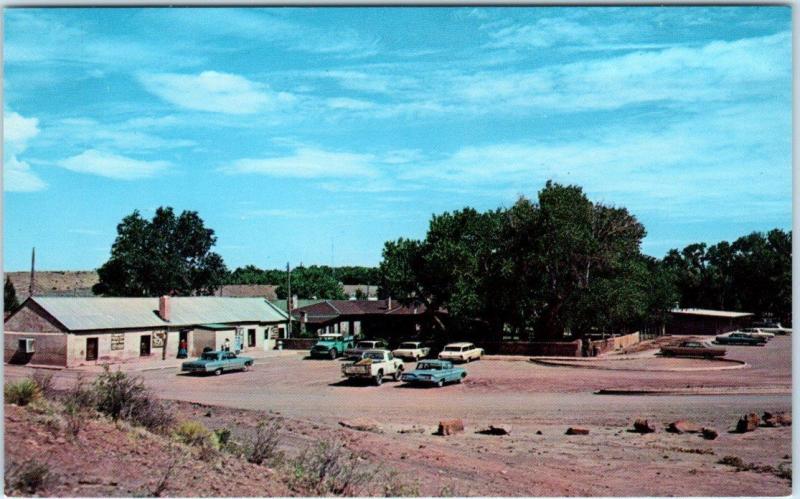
[[181, 351, 254, 376], [310, 333, 355, 359]]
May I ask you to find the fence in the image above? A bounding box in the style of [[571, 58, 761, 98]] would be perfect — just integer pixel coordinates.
[[588, 331, 641, 355]]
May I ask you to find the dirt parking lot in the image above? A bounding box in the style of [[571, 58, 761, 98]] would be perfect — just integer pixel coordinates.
[[5, 336, 791, 496]]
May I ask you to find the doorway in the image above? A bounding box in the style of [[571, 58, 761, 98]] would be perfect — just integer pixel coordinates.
[[248, 328, 256, 348], [178, 330, 189, 358], [140, 335, 151, 357], [86, 337, 98, 361]]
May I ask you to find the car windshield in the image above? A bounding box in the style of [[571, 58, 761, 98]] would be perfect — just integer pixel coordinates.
[[399, 343, 418, 349], [320, 335, 342, 340], [444, 346, 462, 352], [417, 362, 441, 370], [364, 352, 384, 361], [201, 353, 218, 360], [357, 342, 374, 349]]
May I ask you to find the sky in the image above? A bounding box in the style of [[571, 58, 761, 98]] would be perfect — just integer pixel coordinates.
[[3, 7, 792, 271]]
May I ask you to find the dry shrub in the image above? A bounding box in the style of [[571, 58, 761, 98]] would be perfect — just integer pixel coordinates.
[[173, 420, 217, 448], [31, 371, 55, 398], [382, 470, 421, 497], [90, 366, 174, 433], [5, 460, 51, 495], [245, 419, 281, 465], [290, 440, 376, 496]]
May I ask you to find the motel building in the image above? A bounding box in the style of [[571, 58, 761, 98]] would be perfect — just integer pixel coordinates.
[[3, 295, 289, 368]]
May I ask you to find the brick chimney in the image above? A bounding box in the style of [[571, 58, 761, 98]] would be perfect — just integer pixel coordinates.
[[159, 295, 170, 321]]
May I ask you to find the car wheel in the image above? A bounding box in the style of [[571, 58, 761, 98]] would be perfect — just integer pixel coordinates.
[[330, 349, 338, 360], [243, 362, 251, 371], [374, 372, 384, 386], [393, 366, 404, 381], [214, 368, 223, 376], [436, 379, 444, 388]]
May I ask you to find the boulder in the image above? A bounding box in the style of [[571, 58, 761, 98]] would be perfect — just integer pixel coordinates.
[[437, 419, 465, 436], [701, 427, 718, 440], [479, 424, 512, 435], [565, 427, 589, 435], [735, 413, 760, 433], [762, 411, 791, 427], [339, 418, 382, 433], [667, 420, 702, 434], [633, 419, 656, 434]]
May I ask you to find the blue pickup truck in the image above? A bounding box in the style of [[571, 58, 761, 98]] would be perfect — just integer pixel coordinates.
[[400, 359, 466, 387], [181, 351, 254, 376]]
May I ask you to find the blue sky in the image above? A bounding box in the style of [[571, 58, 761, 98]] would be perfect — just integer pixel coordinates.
[[3, 7, 792, 271]]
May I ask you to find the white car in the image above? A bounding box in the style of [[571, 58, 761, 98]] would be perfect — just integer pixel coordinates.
[[341, 350, 404, 385], [739, 328, 775, 341], [438, 342, 484, 363], [392, 341, 431, 361]]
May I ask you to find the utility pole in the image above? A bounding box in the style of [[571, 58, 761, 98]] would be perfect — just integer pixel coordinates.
[[28, 247, 35, 297], [286, 261, 292, 338]]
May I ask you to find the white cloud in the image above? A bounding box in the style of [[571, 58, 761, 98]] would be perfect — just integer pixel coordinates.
[[325, 97, 376, 110], [4, 110, 45, 192], [138, 71, 295, 115], [220, 147, 378, 178], [56, 149, 170, 180]]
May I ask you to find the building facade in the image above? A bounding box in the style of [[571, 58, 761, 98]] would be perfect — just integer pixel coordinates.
[[666, 308, 753, 335], [4, 296, 288, 368]]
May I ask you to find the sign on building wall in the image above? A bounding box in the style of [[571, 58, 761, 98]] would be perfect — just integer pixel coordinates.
[[110, 333, 125, 351], [153, 332, 166, 348]]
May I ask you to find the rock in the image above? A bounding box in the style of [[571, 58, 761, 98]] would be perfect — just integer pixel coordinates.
[[437, 419, 465, 436], [735, 413, 760, 433], [565, 427, 589, 435], [479, 424, 512, 435], [762, 411, 791, 427], [398, 426, 425, 434], [701, 427, 718, 440], [536, 430, 543, 435], [338, 418, 382, 433], [633, 419, 656, 434], [667, 420, 702, 434]]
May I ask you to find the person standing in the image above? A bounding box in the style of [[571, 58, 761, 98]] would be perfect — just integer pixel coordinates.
[[177, 338, 188, 359], [223, 338, 231, 352]]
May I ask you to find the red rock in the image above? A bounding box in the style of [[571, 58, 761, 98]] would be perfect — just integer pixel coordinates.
[[667, 420, 702, 434], [437, 419, 465, 436], [565, 427, 589, 435], [762, 411, 791, 427], [736, 413, 760, 433], [633, 419, 656, 434]]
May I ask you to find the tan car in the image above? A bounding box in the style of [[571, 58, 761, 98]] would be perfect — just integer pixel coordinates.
[[438, 342, 484, 363], [660, 340, 726, 359]]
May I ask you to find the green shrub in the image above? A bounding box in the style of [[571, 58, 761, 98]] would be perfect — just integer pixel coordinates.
[[32, 371, 54, 398], [5, 379, 41, 406], [91, 366, 174, 433]]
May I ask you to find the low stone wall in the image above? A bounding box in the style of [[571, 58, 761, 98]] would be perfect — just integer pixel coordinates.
[[279, 338, 317, 350], [589, 331, 641, 355], [482, 340, 582, 357]]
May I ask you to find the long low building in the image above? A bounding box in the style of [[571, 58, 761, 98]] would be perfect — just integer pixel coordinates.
[[4, 296, 289, 368], [666, 308, 753, 336]]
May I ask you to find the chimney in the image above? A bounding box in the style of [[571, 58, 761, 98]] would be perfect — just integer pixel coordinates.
[[159, 295, 171, 321], [292, 295, 298, 310], [387, 297, 393, 310]]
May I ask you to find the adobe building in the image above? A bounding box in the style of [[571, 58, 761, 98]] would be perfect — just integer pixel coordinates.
[[666, 308, 753, 336], [4, 296, 288, 368]]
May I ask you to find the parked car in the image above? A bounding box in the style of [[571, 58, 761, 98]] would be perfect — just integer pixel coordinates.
[[392, 341, 431, 361], [714, 332, 767, 346], [341, 349, 404, 385], [400, 359, 466, 387], [753, 321, 792, 335], [438, 342, 484, 363], [344, 339, 389, 360], [660, 340, 726, 358], [310, 333, 355, 359], [739, 328, 774, 341], [181, 351, 253, 376]]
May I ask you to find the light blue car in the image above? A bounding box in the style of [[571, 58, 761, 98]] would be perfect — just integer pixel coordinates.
[[400, 359, 466, 387], [181, 351, 254, 376]]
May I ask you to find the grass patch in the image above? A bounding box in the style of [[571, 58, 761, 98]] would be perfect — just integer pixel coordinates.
[[5, 379, 41, 406]]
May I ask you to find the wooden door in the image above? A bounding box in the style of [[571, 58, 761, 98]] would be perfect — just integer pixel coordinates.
[[86, 337, 98, 361], [140, 335, 151, 356]]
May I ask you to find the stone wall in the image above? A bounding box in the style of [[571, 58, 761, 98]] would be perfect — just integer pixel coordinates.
[[279, 338, 317, 350], [4, 331, 68, 367], [589, 331, 641, 355]]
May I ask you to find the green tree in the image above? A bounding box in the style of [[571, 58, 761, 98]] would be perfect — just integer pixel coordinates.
[[275, 265, 345, 300], [4, 277, 20, 312], [93, 207, 228, 296]]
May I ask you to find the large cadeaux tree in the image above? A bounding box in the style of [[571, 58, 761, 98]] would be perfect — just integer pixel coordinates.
[[93, 207, 228, 296]]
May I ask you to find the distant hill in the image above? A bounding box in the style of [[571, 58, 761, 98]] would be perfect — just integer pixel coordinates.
[[4, 270, 99, 300]]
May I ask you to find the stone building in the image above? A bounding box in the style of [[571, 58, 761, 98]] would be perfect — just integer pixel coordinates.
[[4, 296, 288, 368], [666, 308, 753, 335]]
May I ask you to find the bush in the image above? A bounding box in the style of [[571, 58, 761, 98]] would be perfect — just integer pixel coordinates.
[[63, 401, 84, 438], [290, 440, 375, 496], [383, 471, 420, 497], [91, 366, 174, 433], [173, 420, 218, 449], [62, 376, 96, 410], [32, 371, 55, 398], [5, 378, 41, 406], [5, 460, 50, 494], [245, 419, 281, 465]]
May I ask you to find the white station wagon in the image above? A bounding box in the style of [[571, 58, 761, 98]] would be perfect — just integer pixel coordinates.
[[438, 342, 484, 363]]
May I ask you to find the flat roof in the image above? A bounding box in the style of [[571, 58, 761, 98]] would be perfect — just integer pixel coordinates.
[[670, 308, 753, 319]]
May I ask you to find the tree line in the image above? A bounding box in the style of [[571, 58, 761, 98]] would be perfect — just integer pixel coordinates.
[[64, 184, 789, 339]]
